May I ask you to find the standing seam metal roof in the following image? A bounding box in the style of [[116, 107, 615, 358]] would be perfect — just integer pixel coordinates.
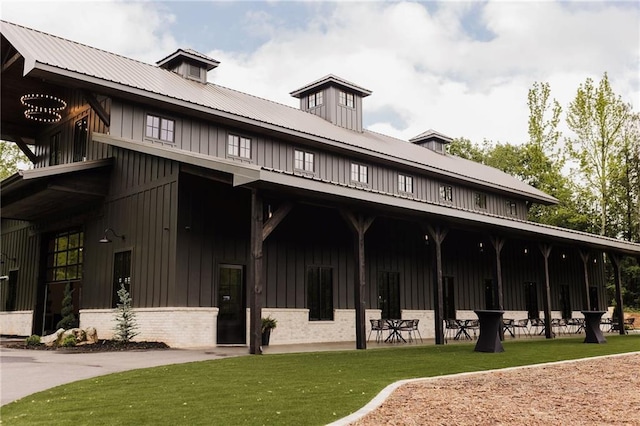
[[2, 20, 556, 204]]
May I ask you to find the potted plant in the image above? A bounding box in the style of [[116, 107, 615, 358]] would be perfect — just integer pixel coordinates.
[[261, 316, 277, 346]]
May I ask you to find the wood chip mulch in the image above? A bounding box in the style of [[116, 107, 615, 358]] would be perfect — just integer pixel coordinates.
[[352, 353, 640, 425]]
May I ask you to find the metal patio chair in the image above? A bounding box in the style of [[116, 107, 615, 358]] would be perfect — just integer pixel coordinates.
[[368, 319, 383, 342], [513, 318, 531, 337]]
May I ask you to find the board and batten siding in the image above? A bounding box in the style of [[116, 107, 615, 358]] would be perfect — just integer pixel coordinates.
[[110, 99, 529, 222], [0, 220, 40, 312]]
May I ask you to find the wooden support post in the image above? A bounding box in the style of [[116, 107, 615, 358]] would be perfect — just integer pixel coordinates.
[[342, 211, 375, 350], [425, 224, 448, 345], [579, 250, 591, 311], [12, 136, 37, 164], [539, 244, 554, 339], [490, 236, 506, 340], [609, 253, 625, 336], [249, 189, 264, 354]]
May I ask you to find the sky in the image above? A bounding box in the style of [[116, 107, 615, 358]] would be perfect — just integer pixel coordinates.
[[1, 0, 639, 146]]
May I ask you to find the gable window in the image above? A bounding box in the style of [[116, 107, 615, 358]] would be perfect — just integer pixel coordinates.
[[308, 91, 323, 108], [351, 162, 368, 184], [439, 184, 453, 202], [398, 174, 413, 194], [145, 114, 175, 143], [73, 117, 88, 162], [506, 200, 517, 216], [294, 149, 315, 173], [227, 134, 252, 159], [307, 266, 333, 321], [474, 192, 487, 209], [188, 64, 201, 78], [339, 91, 355, 108], [50, 132, 62, 166]]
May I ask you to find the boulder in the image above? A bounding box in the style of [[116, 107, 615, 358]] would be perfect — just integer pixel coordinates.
[[41, 328, 64, 346], [62, 328, 86, 342], [84, 326, 98, 344]]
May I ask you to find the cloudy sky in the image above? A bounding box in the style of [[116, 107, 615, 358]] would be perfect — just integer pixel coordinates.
[[2, 1, 638, 145]]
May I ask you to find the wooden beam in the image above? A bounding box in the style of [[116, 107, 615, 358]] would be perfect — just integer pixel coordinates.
[[249, 189, 264, 354], [82, 90, 110, 128], [425, 224, 448, 345], [579, 250, 591, 311], [489, 236, 506, 311], [609, 253, 625, 335], [12, 136, 37, 164], [1, 52, 21, 73], [539, 243, 553, 339], [341, 210, 375, 350], [262, 202, 293, 241]]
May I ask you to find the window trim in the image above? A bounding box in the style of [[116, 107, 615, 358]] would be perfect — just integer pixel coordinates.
[[294, 148, 316, 174], [506, 200, 517, 216], [226, 133, 253, 161], [145, 113, 175, 144], [350, 162, 369, 186], [339, 91, 355, 108], [439, 184, 453, 203], [308, 91, 323, 109], [397, 173, 414, 195], [474, 192, 487, 210]]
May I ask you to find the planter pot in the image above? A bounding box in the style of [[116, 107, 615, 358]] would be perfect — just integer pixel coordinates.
[[261, 329, 271, 346]]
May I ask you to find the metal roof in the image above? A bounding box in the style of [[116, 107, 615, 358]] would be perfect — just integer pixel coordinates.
[[156, 48, 220, 71], [289, 74, 372, 98], [409, 129, 453, 144], [1, 20, 556, 204]]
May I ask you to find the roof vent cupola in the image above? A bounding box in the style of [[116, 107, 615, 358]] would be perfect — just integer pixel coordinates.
[[156, 48, 219, 84], [290, 74, 371, 132], [409, 129, 452, 154]]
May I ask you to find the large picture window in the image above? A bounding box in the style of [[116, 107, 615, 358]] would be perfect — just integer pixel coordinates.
[[46, 230, 84, 282], [307, 266, 333, 321]]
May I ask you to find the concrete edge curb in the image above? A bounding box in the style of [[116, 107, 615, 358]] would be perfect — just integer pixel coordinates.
[[326, 351, 640, 426]]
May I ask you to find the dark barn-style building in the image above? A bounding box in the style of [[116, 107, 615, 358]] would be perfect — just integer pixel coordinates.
[[1, 21, 639, 350]]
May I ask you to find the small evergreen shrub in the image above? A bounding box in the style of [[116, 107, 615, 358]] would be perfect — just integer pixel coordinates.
[[61, 335, 77, 347], [56, 283, 78, 330], [25, 335, 41, 346], [113, 284, 139, 343]]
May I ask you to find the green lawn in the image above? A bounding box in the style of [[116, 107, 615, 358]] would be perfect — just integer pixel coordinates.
[[3, 336, 639, 425]]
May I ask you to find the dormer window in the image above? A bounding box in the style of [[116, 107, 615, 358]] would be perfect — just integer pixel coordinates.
[[308, 91, 323, 108], [339, 91, 354, 108], [188, 64, 201, 79]]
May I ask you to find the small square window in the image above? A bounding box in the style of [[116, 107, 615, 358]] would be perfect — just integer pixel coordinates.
[[308, 91, 323, 108], [295, 149, 315, 173], [339, 91, 354, 108], [398, 174, 413, 194], [439, 185, 453, 202], [227, 134, 251, 159], [351, 163, 368, 184], [507, 201, 517, 216], [146, 114, 174, 143], [474, 192, 487, 209]]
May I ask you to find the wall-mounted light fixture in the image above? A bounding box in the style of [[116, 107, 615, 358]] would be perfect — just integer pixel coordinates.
[[20, 93, 67, 123], [99, 228, 125, 244], [562, 253, 566, 260], [523, 247, 529, 255], [478, 242, 484, 252], [0, 252, 16, 264]]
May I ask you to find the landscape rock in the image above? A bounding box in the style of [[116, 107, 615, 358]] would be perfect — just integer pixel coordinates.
[[41, 328, 64, 346], [85, 326, 98, 344]]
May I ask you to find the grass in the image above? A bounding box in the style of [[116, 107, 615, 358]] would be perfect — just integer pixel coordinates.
[[2, 335, 639, 425]]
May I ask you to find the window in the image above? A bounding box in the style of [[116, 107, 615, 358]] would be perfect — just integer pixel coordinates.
[[308, 91, 323, 108], [439, 184, 453, 202], [506, 201, 517, 216], [46, 230, 83, 282], [73, 117, 88, 162], [559, 285, 571, 320], [294, 149, 315, 173], [524, 282, 539, 320], [444, 276, 456, 320], [474, 192, 487, 209], [227, 134, 252, 159], [339, 91, 354, 108], [188, 64, 201, 78], [112, 250, 132, 308], [351, 163, 368, 184], [398, 174, 413, 194], [145, 114, 175, 143], [5, 270, 18, 311], [378, 271, 400, 320], [307, 266, 333, 321], [50, 132, 61, 166]]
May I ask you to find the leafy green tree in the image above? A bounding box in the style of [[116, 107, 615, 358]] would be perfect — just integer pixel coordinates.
[[566, 73, 631, 237], [447, 137, 486, 162], [0, 140, 28, 179]]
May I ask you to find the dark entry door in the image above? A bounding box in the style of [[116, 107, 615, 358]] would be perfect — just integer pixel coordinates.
[[217, 265, 246, 344]]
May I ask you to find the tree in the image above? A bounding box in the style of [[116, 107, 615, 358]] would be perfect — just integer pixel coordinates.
[[56, 283, 77, 330], [566, 73, 630, 237], [447, 137, 486, 162], [0, 140, 28, 179], [113, 283, 139, 343]]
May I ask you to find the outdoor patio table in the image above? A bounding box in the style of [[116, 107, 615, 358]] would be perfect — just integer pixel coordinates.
[[384, 319, 407, 343], [474, 310, 505, 353], [581, 311, 607, 343]]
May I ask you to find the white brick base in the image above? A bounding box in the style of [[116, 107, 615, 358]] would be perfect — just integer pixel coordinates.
[[80, 307, 218, 348], [0, 311, 33, 336]]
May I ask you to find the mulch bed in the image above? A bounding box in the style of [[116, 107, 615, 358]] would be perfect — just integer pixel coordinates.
[[5, 339, 169, 352]]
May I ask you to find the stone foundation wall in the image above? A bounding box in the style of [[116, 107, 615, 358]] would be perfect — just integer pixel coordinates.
[[0, 311, 33, 336]]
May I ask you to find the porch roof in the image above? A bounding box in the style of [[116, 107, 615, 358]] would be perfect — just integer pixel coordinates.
[[0, 158, 113, 221]]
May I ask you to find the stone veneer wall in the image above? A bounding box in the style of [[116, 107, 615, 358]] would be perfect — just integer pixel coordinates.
[[80, 307, 218, 348], [0, 311, 33, 336]]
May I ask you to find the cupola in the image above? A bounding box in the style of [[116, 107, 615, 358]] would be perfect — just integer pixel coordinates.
[[290, 74, 371, 132], [409, 129, 452, 154], [156, 48, 220, 84]]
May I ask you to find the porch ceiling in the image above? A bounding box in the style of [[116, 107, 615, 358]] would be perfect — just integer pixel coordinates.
[[0, 158, 113, 221]]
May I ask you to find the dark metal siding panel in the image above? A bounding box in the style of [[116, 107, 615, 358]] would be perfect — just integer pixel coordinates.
[[0, 220, 40, 312]]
